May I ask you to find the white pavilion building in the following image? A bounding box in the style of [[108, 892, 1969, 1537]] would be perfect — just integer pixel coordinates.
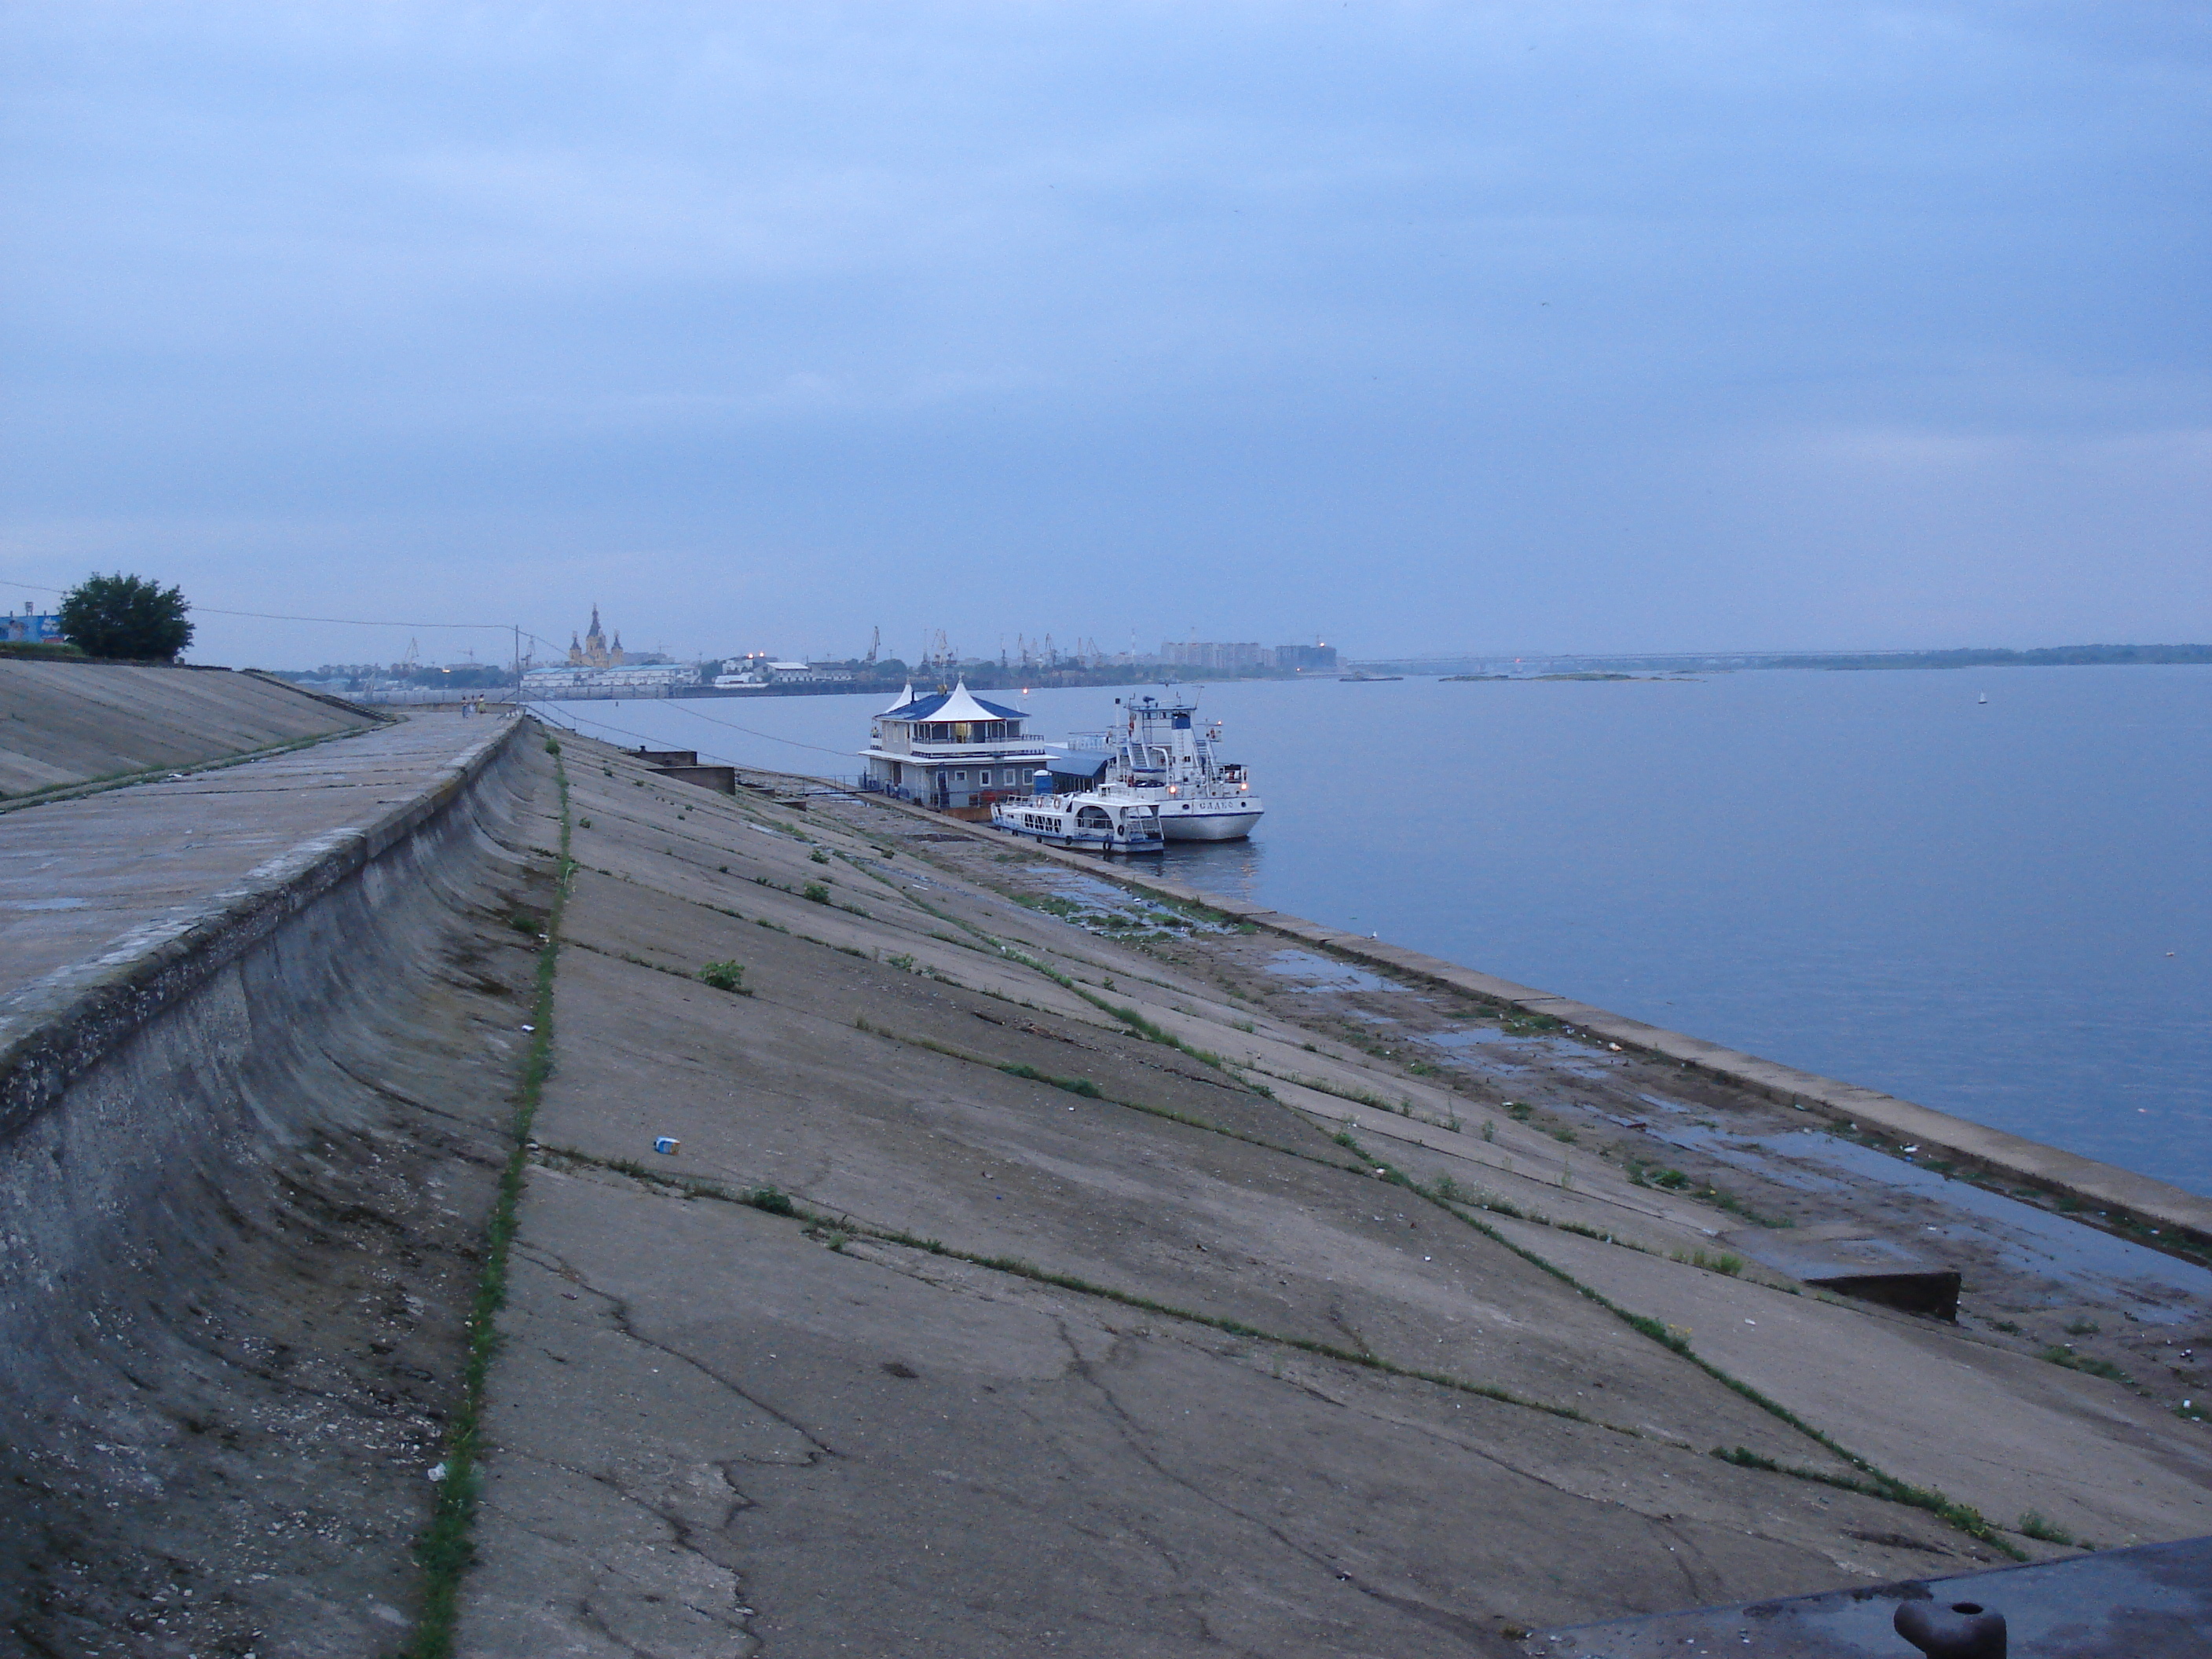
[[859, 682, 1052, 812]]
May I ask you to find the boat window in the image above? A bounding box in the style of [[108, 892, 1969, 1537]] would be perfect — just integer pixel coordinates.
[[1076, 806, 1111, 830], [954, 770, 967, 782]]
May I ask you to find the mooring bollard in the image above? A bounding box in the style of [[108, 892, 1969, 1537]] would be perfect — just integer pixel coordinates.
[[1894, 1595, 2005, 1659]]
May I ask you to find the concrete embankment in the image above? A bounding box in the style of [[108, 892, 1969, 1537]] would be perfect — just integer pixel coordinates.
[[844, 782, 2212, 1258], [454, 730, 2208, 1656], [0, 658, 382, 801], [0, 712, 562, 1655]]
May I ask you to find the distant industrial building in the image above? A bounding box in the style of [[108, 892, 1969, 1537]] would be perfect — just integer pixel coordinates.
[[712, 655, 855, 689], [1273, 642, 1337, 671], [520, 661, 695, 698]]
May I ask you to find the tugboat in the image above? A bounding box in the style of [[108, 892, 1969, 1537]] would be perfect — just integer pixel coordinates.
[[991, 771, 1164, 855], [1060, 690, 1265, 841]]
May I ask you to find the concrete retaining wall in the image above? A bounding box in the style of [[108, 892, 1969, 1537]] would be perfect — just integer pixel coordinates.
[[0, 716, 530, 1390]]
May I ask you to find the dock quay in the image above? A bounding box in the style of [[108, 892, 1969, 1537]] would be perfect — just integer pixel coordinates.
[[2, 667, 2206, 1654]]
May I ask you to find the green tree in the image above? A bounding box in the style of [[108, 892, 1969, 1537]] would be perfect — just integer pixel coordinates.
[[57, 573, 195, 661]]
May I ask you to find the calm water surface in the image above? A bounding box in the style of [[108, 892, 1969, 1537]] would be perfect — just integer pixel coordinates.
[[537, 667, 2212, 1195]]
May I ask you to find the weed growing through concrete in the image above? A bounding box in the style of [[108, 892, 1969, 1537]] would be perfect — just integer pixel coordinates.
[[1672, 1249, 1745, 1276], [803, 881, 831, 903], [698, 961, 748, 994], [2017, 1510, 2077, 1546], [2039, 1346, 2134, 1386], [998, 1061, 1102, 1097], [401, 728, 574, 1659]]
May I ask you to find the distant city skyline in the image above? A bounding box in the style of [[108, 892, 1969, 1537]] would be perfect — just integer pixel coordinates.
[[3, 5, 2204, 670]]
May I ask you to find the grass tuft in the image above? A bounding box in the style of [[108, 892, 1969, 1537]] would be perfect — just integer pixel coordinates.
[[2017, 1510, 2076, 1546], [398, 731, 573, 1657]]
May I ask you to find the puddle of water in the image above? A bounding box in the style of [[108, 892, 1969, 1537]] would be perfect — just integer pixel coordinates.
[[1658, 1123, 2212, 1311], [1045, 873, 1137, 910], [1426, 1027, 1553, 1052], [1031, 873, 1196, 938], [0, 898, 90, 911], [1265, 949, 1394, 993]]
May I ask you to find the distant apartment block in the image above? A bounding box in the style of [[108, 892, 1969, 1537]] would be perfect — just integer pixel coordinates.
[[1155, 639, 1338, 672], [1159, 640, 1269, 670]]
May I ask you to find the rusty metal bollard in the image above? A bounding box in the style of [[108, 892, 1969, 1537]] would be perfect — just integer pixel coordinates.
[[1895, 1595, 2005, 1659]]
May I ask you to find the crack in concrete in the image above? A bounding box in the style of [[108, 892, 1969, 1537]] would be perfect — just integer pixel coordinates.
[[1053, 1315, 1500, 1646], [512, 1243, 837, 1463]]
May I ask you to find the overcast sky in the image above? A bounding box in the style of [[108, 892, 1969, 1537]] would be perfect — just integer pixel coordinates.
[[2, 3, 2205, 668]]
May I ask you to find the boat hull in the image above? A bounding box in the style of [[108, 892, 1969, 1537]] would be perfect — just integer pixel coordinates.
[[1155, 803, 1264, 840], [993, 822, 1163, 855]]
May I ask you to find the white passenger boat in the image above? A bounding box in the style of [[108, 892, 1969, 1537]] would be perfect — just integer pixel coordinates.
[[1059, 690, 1265, 841], [991, 782, 1164, 855]]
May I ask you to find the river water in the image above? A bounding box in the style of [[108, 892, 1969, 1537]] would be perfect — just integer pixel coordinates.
[[534, 666, 2212, 1196]]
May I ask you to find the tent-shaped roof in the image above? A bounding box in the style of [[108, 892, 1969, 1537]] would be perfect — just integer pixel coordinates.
[[879, 683, 914, 714], [882, 680, 1027, 723]]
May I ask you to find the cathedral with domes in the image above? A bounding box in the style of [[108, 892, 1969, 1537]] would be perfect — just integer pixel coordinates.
[[566, 606, 626, 668]]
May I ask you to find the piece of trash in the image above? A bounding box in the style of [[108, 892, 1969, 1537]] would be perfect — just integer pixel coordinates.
[[427, 1462, 448, 1482], [1744, 1319, 1756, 1325], [1901, 1144, 1919, 1153], [654, 1136, 681, 1155], [521, 1024, 536, 1033], [1372, 1168, 1388, 1177], [1607, 1042, 1624, 1052]]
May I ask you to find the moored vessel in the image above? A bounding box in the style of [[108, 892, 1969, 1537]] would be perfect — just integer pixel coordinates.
[[991, 774, 1164, 854], [1057, 690, 1264, 841]]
